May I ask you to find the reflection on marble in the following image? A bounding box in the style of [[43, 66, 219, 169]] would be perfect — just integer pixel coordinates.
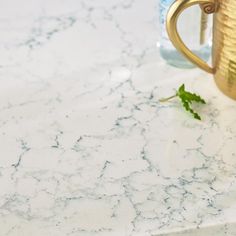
[[0, 0, 236, 236], [157, 222, 236, 236]]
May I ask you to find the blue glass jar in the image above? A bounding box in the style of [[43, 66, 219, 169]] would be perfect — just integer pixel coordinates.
[[158, 0, 212, 68]]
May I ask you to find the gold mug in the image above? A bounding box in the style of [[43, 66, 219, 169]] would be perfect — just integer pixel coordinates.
[[167, 0, 236, 100]]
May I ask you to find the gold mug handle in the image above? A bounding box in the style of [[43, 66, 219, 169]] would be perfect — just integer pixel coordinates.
[[166, 0, 216, 74]]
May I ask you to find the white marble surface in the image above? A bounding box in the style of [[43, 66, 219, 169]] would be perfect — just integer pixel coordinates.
[[1, 0, 236, 235]]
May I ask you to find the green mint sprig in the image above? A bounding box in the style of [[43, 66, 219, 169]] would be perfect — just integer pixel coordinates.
[[159, 84, 206, 120]]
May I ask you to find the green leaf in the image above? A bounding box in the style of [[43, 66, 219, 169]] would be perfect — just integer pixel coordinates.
[[179, 94, 201, 120], [177, 84, 205, 120], [178, 84, 185, 93], [177, 84, 206, 104], [159, 84, 206, 120]]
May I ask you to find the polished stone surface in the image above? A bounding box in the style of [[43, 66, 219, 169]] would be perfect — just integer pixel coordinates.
[[0, 0, 236, 235]]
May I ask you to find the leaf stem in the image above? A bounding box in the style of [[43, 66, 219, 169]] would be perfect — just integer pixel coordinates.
[[159, 94, 177, 102]]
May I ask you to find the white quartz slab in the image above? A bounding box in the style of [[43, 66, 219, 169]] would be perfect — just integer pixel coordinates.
[[0, 0, 236, 235]]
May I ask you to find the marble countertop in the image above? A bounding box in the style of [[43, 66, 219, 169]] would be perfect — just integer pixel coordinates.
[[1, 0, 236, 235]]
